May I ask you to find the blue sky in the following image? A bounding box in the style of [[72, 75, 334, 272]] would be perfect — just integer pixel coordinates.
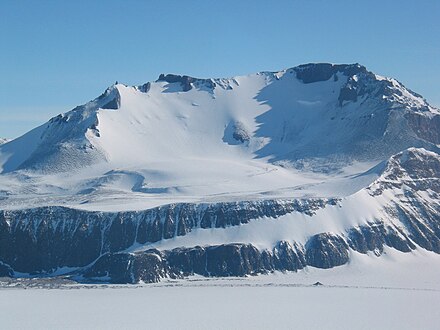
[[1, 0, 439, 138]]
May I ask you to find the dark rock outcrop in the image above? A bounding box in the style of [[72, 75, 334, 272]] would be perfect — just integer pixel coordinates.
[[348, 223, 415, 254], [98, 86, 121, 110], [205, 244, 261, 276], [272, 241, 306, 271], [79, 213, 440, 284], [0, 261, 14, 277], [81, 240, 315, 283], [294, 63, 367, 84], [166, 246, 207, 276], [338, 85, 358, 105], [83, 250, 168, 284], [137, 82, 151, 93], [80, 225, 390, 283], [406, 112, 440, 145], [0, 199, 333, 274], [305, 233, 349, 268], [101, 97, 120, 110], [156, 74, 216, 92]]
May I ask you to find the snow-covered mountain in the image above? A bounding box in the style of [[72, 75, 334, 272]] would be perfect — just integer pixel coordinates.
[[1, 63, 439, 211], [0, 138, 9, 146], [0, 63, 439, 283], [1, 63, 439, 175]]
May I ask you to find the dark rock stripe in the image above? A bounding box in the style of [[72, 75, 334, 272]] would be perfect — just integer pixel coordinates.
[[0, 192, 439, 282], [82, 223, 429, 284], [0, 199, 334, 273]]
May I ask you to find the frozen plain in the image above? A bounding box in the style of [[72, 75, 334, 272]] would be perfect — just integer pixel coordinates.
[[1, 249, 440, 330]]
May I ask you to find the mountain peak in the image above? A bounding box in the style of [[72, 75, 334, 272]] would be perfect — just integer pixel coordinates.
[[1, 63, 439, 175]]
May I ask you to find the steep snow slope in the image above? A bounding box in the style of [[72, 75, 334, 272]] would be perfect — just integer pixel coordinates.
[[0, 63, 438, 211], [0, 87, 119, 173]]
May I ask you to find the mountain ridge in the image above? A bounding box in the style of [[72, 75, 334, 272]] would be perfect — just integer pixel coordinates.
[[1, 62, 438, 175]]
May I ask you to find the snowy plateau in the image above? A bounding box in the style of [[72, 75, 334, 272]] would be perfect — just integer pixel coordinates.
[[1, 63, 440, 329]]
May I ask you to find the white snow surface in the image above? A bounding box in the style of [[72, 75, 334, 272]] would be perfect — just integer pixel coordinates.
[[1, 249, 440, 330]]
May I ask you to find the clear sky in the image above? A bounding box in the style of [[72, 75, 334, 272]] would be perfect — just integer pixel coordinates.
[[1, 0, 439, 139]]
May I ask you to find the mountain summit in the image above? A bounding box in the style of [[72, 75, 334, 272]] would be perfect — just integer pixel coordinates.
[[0, 63, 439, 211], [1, 63, 438, 176]]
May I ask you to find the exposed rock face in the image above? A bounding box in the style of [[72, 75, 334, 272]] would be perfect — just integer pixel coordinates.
[[0, 199, 334, 274], [83, 250, 168, 284], [98, 85, 121, 110], [290, 64, 440, 161], [83, 242, 306, 283], [137, 82, 151, 93], [305, 233, 349, 268], [368, 148, 440, 194], [80, 217, 434, 284], [294, 63, 367, 84], [347, 223, 415, 255], [0, 261, 14, 277], [157, 74, 195, 91], [271, 241, 306, 271], [101, 96, 120, 110], [406, 112, 440, 144], [156, 74, 216, 92], [166, 246, 207, 276], [223, 120, 251, 145]]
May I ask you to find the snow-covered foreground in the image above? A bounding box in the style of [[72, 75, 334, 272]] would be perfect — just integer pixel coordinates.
[[2, 250, 440, 330], [2, 285, 439, 330]]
